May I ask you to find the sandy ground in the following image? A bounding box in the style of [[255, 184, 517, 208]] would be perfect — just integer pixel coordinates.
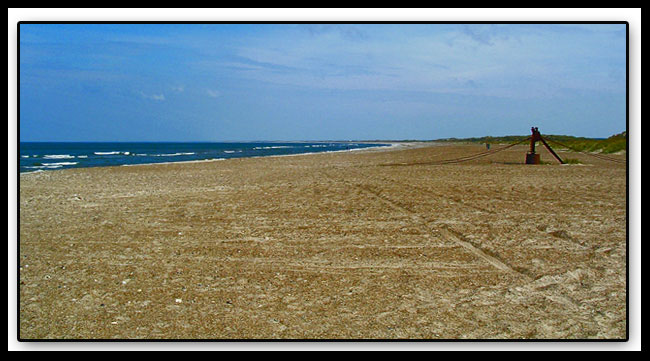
[[18, 143, 627, 340]]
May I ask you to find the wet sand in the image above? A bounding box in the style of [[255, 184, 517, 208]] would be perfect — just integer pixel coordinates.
[[18, 142, 627, 339]]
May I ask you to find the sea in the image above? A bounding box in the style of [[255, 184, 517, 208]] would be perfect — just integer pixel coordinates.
[[19, 142, 391, 173]]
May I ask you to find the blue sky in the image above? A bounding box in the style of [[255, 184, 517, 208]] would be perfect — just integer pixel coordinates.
[[19, 23, 627, 141]]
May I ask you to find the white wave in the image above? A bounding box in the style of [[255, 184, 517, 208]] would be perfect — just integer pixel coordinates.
[[24, 165, 62, 169], [121, 158, 225, 166], [223, 150, 236, 153], [254, 146, 293, 150], [94, 151, 120, 155], [77, 155, 88, 158], [24, 161, 78, 170], [151, 152, 195, 157], [95, 151, 132, 156], [44, 162, 78, 166], [21, 155, 29, 158], [43, 154, 75, 159]]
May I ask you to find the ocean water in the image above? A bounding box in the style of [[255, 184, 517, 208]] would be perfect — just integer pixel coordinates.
[[19, 142, 390, 173]]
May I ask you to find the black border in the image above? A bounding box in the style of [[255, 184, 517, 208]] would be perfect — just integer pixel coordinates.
[[16, 20, 630, 343]]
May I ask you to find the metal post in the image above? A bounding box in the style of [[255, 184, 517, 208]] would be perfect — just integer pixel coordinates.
[[525, 127, 564, 164], [526, 127, 541, 164]]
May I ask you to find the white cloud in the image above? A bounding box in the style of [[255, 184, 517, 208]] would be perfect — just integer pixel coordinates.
[[206, 89, 221, 98], [139, 91, 165, 101]]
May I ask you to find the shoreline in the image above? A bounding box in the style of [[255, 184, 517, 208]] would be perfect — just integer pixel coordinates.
[[19, 141, 425, 175]]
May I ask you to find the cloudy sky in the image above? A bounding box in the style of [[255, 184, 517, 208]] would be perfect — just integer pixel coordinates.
[[19, 23, 627, 141]]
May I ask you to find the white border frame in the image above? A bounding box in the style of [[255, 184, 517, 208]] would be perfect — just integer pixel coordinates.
[[8, 8, 641, 351]]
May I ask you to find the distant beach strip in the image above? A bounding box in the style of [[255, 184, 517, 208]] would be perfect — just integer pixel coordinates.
[[19, 142, 391, 173]]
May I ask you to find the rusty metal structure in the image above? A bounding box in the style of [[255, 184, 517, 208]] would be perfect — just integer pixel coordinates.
[[526, 127, 564, 164], [385, 126, 610, 167]]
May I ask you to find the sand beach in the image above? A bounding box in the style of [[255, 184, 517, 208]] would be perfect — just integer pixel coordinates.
[[18, 142, 627, 339]]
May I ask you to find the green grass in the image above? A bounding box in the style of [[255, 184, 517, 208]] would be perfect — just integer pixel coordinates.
[[436, 131, 626, 154], [563, 158, 582, 164]]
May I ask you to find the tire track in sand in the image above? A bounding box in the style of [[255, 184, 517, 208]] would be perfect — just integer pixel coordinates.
[[320, 168, 593, 317], [318, 167, 524, 278], [351, 179, 528, 281]]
